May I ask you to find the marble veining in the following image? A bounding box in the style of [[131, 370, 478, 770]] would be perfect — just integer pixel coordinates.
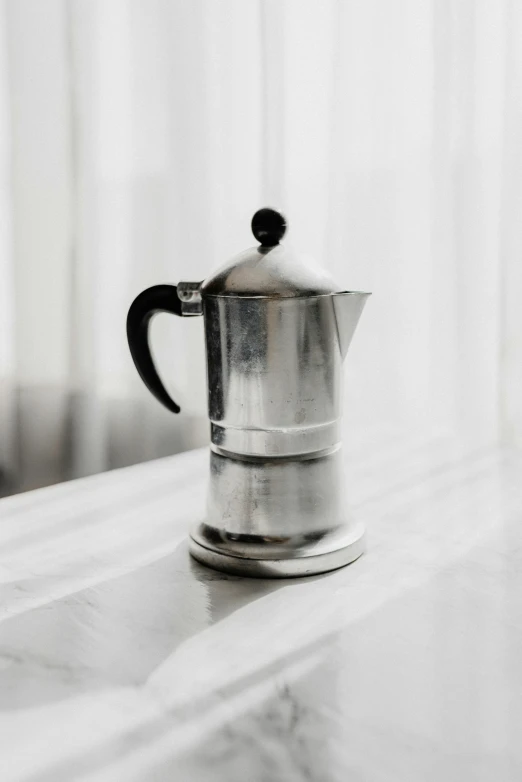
[[1, 433, 522, 780]]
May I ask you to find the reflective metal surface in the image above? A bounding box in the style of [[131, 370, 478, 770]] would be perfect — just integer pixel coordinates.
[[203, 294, 370, 457], [177, 280, 203, 315], [210, 421, 341, 459], [190, 287, 369, 576], [189, 448, 366, 577], [201, 243, 340, 297], [188, 533, 365, 578]]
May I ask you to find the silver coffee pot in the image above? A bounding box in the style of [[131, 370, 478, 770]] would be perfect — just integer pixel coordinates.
[[127, 209, 370, 577]]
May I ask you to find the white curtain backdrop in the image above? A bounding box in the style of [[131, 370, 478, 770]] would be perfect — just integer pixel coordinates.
[[1, 0, 522, 494]]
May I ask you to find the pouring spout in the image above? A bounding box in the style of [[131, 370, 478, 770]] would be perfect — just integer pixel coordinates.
[[332, 291, 371, 360]]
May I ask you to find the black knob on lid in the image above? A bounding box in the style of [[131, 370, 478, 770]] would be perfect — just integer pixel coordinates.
[[251, 208, 287, 247]]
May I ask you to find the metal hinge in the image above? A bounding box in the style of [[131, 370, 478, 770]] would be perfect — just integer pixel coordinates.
[[177, 281, 203, 316]]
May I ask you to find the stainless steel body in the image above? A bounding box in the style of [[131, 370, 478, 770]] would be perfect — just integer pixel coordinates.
[[189, 448, 365, 577], [205, 294, 343, 458], [127, 209, 370, 578], [189, 289, 368, 576]]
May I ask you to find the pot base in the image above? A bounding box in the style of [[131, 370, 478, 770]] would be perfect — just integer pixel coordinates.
[[188, 525, 365, 579]]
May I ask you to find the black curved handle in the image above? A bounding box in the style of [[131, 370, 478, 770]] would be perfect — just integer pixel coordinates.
[[126, 284, 183, 414]]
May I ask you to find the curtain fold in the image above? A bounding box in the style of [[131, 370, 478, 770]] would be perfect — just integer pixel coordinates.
[[0, 0, 521, 495]]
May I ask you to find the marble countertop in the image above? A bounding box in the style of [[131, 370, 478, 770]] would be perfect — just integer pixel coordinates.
[[1, 433, 522, 781]]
